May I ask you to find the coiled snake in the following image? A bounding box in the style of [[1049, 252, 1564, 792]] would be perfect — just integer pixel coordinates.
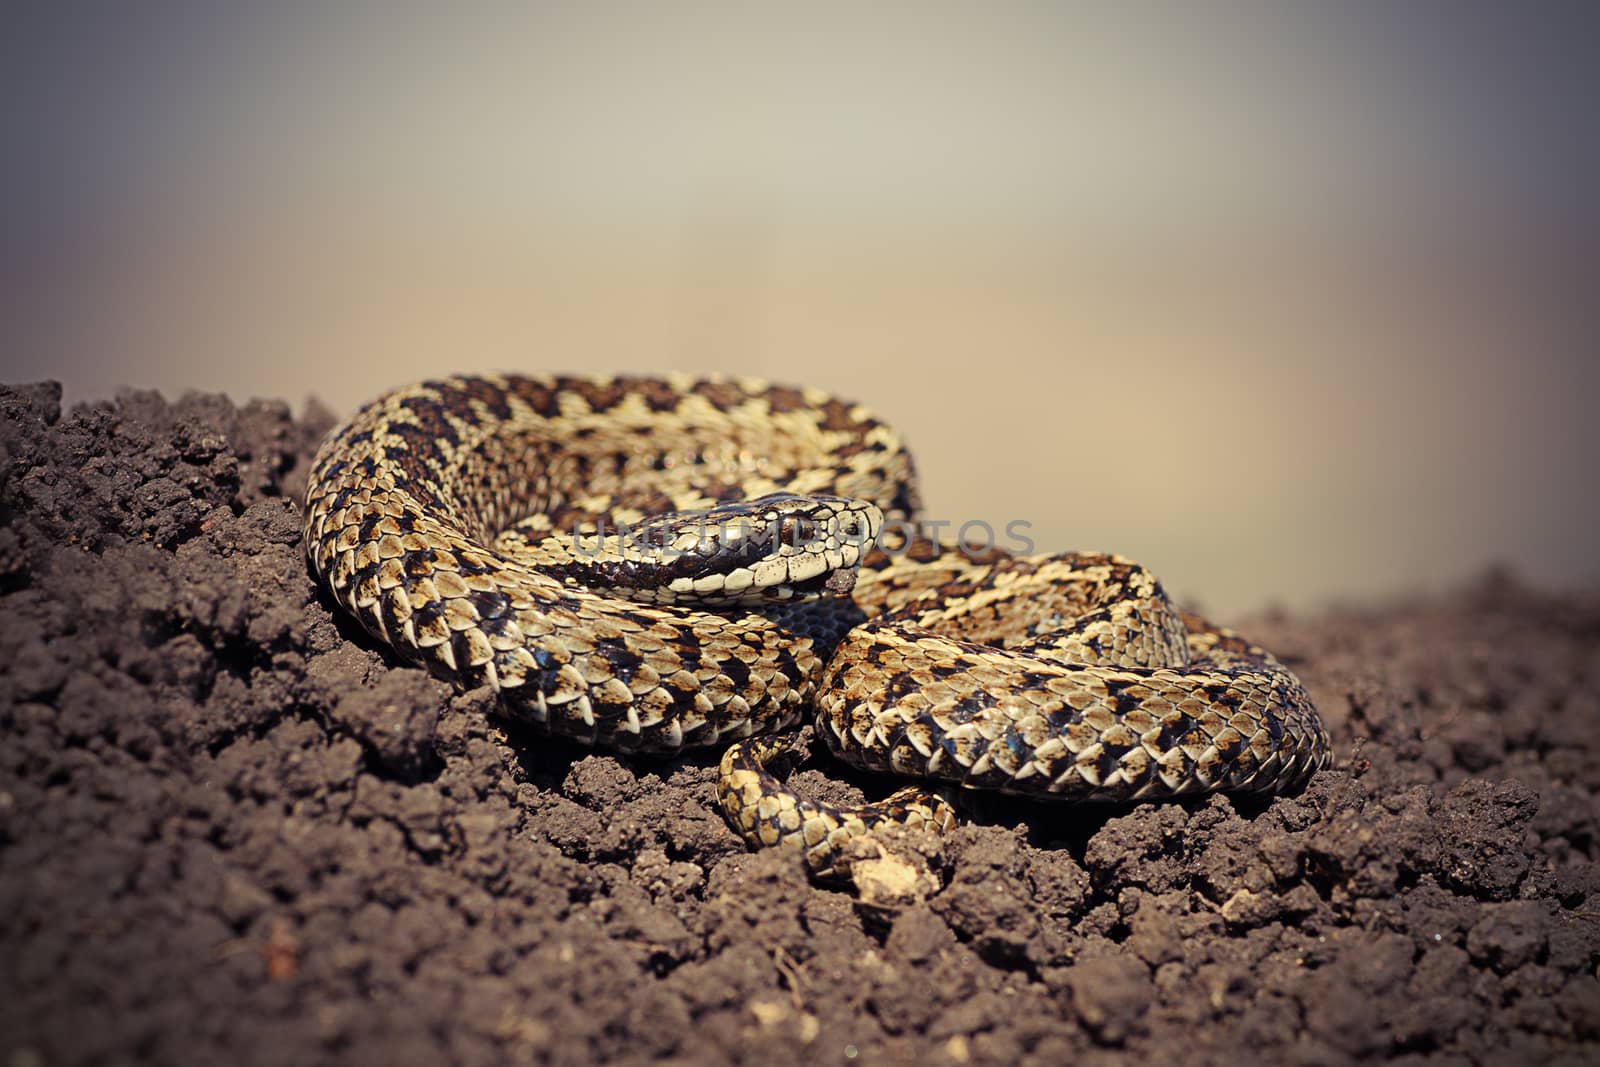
[[303, 374, 1330, 872]]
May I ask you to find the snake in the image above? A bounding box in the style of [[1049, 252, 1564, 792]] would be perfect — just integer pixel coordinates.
[[303, 373, 1331, 873]]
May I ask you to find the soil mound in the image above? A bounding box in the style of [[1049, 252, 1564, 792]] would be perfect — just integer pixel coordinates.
[[2, 382, 1596, 1065]]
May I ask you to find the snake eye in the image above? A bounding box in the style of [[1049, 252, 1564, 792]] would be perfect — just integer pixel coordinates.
[[776, 515, 818, 546]]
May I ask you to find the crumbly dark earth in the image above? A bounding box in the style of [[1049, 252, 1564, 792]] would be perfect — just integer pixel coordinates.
[[1, 381, 1597, 1067]]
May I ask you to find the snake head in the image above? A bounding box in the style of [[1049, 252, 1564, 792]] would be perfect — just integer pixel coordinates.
[[563, 493, 882, 607]]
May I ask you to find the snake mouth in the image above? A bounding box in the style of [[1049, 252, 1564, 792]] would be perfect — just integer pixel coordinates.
[[767, 566, 859, 600]]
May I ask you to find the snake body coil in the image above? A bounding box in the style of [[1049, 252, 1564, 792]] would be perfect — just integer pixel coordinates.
[[304, 373, 1330, 871]]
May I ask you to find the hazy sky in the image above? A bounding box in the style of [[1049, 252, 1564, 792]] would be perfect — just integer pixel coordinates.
[[3, 3, 1596, 614]]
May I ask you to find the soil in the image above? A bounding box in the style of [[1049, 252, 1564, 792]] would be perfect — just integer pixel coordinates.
[[1, 380, 1597, 1067]]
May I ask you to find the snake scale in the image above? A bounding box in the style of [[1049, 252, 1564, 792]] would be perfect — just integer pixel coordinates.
[[303, 373, 1330, 872]]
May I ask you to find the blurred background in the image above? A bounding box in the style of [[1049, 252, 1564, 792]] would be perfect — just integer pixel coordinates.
[[3, 2, 1596, 616]]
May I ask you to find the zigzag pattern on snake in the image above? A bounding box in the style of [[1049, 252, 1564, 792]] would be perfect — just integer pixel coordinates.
[[302, 373, 1331, 872]]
